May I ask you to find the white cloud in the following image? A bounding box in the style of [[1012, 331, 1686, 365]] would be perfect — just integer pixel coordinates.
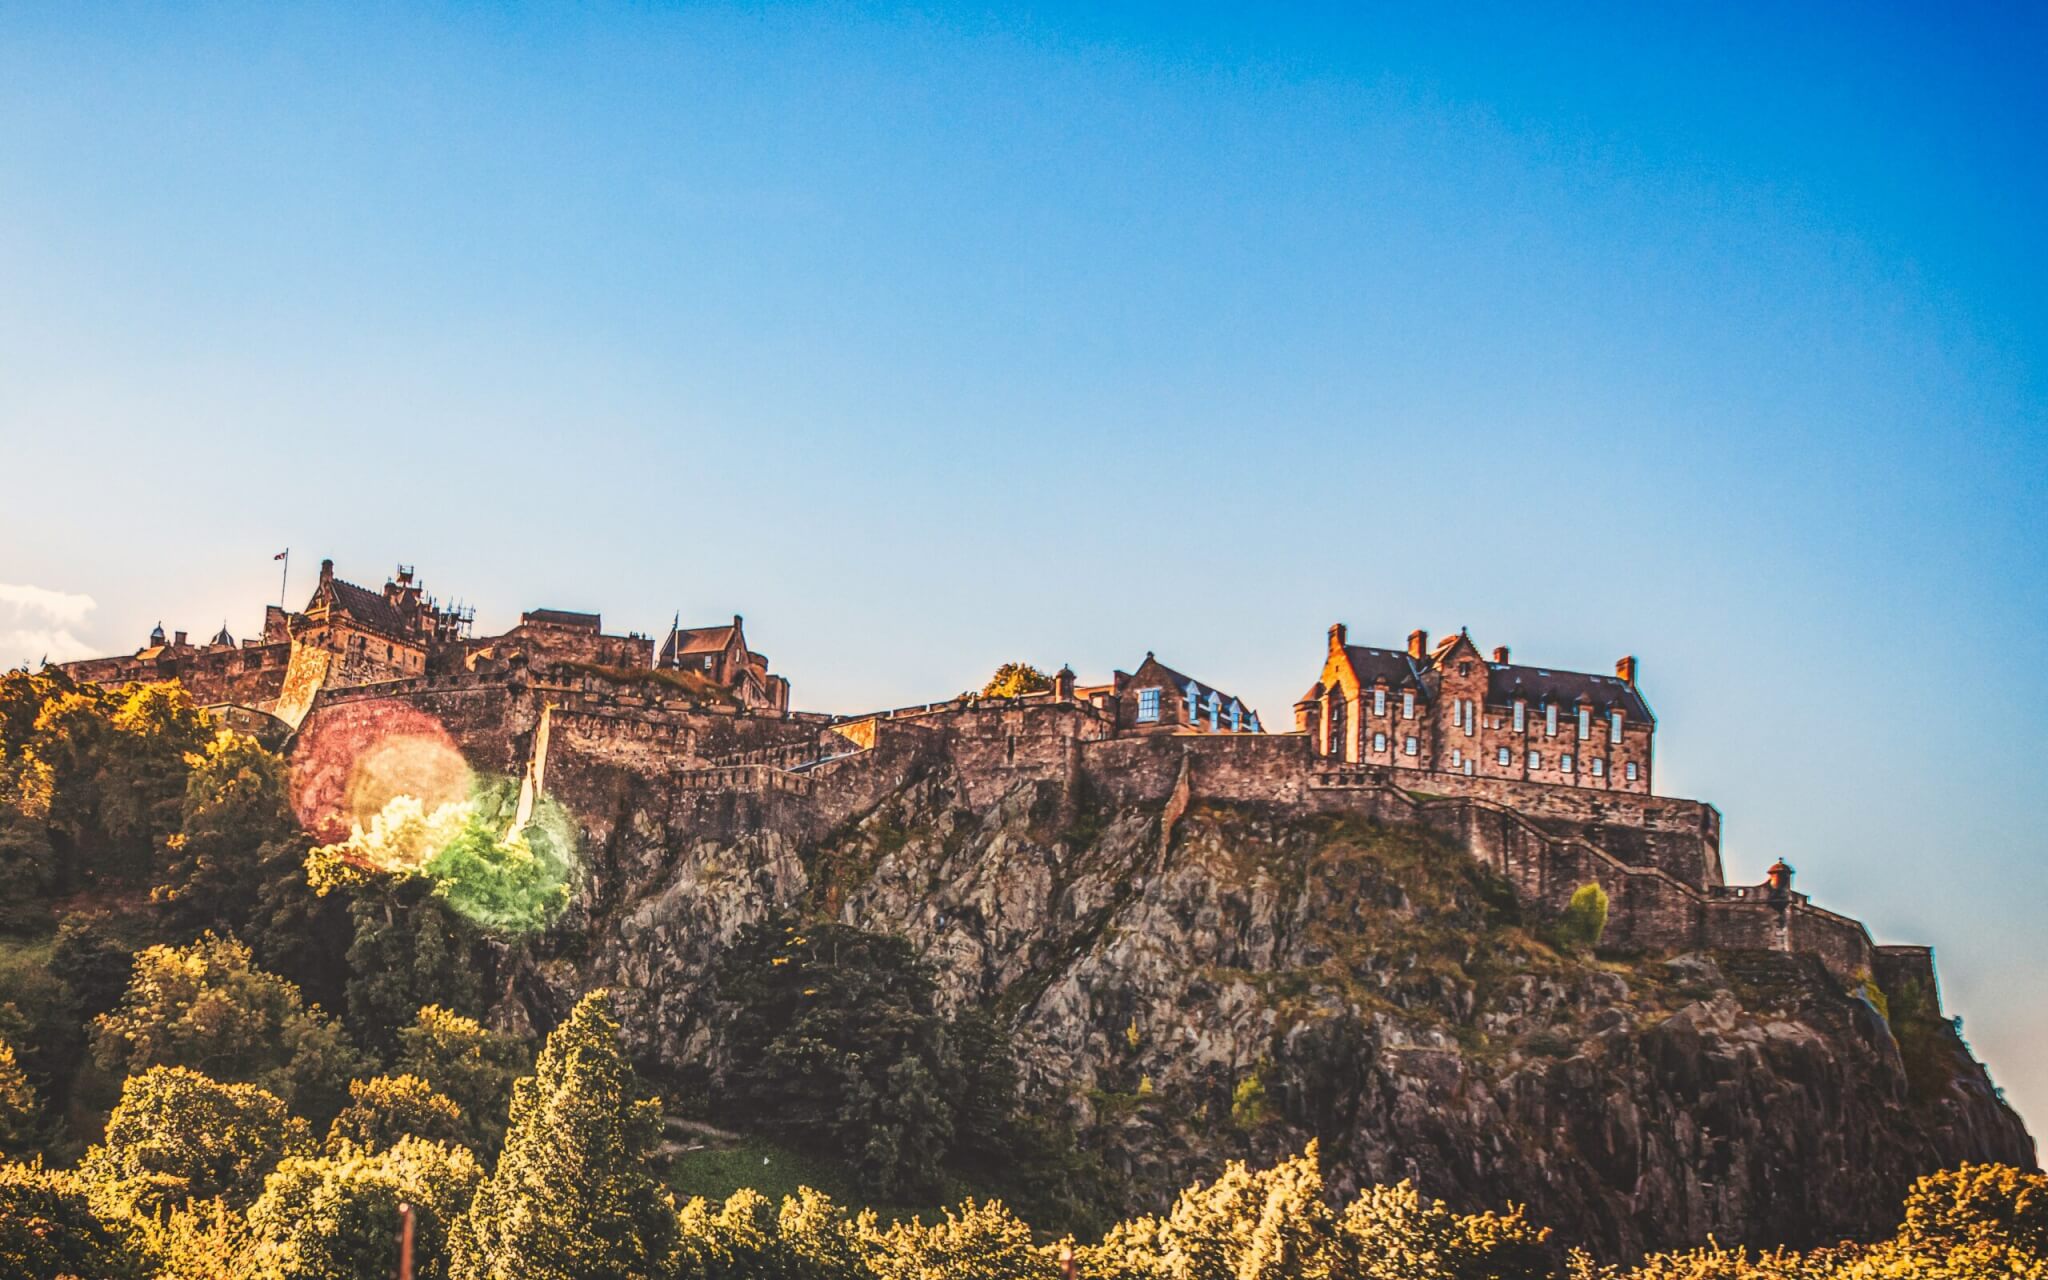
[[0, 583, 98, 668]]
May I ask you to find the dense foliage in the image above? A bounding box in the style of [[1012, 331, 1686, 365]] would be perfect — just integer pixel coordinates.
[[981, 663, 1052, 699]]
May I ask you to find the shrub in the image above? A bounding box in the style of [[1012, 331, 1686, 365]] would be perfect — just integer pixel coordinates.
[[1557, 883, 1609, 951]]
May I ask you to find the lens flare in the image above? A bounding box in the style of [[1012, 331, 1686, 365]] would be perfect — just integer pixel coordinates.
[[294, 699, 576, 935]]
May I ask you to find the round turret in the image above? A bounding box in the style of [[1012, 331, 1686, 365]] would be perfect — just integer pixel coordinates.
[[1766, 859, 1795, 893], [148, 621, 166, 647]]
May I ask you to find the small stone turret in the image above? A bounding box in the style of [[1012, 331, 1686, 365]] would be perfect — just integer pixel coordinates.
[[1051, 665, 1076, 701]]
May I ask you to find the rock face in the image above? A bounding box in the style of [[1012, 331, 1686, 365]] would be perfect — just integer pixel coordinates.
[[505, 740, 2034, 1260]]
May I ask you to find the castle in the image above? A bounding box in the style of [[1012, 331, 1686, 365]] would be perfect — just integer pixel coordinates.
[[54, 561, 1950, 1027]]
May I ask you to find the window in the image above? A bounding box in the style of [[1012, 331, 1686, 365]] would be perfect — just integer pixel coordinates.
[[1373, 732, 1386, 753], [1527, 750, 1541, 770], [1578, 707, 1591, 739], [1561, 753, 1574, 773], [703, 655, 714, 670], [1373, 688, 1386, 715], [1497, 746, 1511, 766], [1513, 701, 1525, 731], [1458, 661, 1472, 675], [1464, 759, 1475, 776], [1227, 700, 1242, 731], [1591, 758, 1605, 777], [1625, 762, 1638, 781], [1204, 690, 1221, 731], [1450, 748, 1462, 768], [1137, 689, 1161, 723], [1184, 682, 1199, 721], [1402, 690, 1415, 719], [1247, 711, 1260, 732], [1404, 735, 1418, 756], [1544, 703, 1557, 736], [1610, 712, 1623, 744]]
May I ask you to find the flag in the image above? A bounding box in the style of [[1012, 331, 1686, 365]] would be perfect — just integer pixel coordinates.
[[273, 550, 288, 561]]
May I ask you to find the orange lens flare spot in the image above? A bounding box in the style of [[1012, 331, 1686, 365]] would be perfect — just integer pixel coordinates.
[[291, 698, 472, 843]]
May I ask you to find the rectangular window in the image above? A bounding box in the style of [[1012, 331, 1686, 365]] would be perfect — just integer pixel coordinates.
[[1373, 732, 1386, 752], [1513, 701, 1525, 731], [1578, 707, 1591, 739], [1497, 746, 1511, 766], [1137, 689, 1160, 722], [1544, 703, 1557, 737], [1561, 753, 1574, 773], [1402, 690, 1415, 719], [1610, 712, 1623, 744], [1591, 758, 1605, 777], [1404, 736, 1418, 756], [1450, 748, 1462, 768], [1464, 759, 1475, 776], [1625, 761, 1638, 781], [1373, 688, 1386, 716], [1527, 750, 1541, 770]]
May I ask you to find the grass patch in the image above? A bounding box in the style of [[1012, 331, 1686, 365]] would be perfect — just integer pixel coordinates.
[[561, 661, 738, 705], [666, 1133, 949, 1223]]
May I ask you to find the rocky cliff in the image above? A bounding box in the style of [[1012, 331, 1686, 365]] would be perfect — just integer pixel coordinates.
[[492, 728, 2033, 1260]]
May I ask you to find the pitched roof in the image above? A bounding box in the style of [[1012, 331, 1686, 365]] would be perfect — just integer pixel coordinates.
[[1486, 663, 1653, 723], [660, 624, 738, 665], [1341, 645, 1427, 692], [521, 609, 602, 631], [1129, 654, 1260, 729], [317, 576, 412, 637]]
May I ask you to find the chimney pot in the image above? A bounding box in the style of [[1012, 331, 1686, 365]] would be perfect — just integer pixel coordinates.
[[1407, 629, 1428, 660], [1616, 655, 1638, 686], [1492, 645, 1510, 663]]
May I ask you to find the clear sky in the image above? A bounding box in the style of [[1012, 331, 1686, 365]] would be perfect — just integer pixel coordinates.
[[2, 4, 2044, 1135]]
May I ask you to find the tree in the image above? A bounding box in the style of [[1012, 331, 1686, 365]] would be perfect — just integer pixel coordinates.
[[713, 917, 960, 1199], [396, 1005, 529, 1156], [248, 1136, 482, 1280], [1557, 883, 1609, 951], [79, 1065, 309, 1219], [91, 932, 365, 1125], [0, 1158, 140, 1280], [325, 1074, 466, 1155], [345, 881, 483, 1062], [453, 990, 678, 1280], [0, 1041, 41, 1159], [859, 1199, 1055, 1280], [1900, 1162, 2048, 1256], [130, 1198, 263, 1280], [981, 663, 1052, 699]]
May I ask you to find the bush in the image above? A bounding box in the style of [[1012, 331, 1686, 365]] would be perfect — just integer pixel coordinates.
[[1557, 883, 1609, 951]]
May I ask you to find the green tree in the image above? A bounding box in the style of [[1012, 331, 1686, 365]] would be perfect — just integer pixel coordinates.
[[860, 1199, 1056, 1280], [453, 990, 678, 1280], [1899, 1161, 2048, 1256], [1339, 1180, 1550, 1280], [396, 1005, 529, 1156], [325, 1074, 466, 1155], [345, 883, 483, 1062], [0, 1041, 41, 1159], [131, 1198, 264, 1280], [981, 663, 1052, 699], [80, 1064, 310, 1219], [713, 917, 960, 1199], [91, 932, 364, 1124], [1557, 882, 1610, 951], [0, 1158, 141, 1280], [249, 1136, 482, 1280]]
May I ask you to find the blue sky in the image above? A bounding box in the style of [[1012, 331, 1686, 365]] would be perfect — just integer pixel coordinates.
[[2, 4, 2045, 1133]]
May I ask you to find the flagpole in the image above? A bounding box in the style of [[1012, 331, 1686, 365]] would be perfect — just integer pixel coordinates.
[[278, 549, 289, 609]]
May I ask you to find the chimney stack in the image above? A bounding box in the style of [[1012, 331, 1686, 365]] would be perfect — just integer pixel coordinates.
[[1616, 655, 1638, 686], [172, 630, 187, 647], [1328, 622, 1347, 653], [1407, 629, 1428, 660], [1492, 645, 1510, 664], [319, 559, 334, 585]]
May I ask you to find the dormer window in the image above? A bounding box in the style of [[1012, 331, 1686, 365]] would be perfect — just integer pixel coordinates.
[[1204, 690, 1221, 731], [1137, 689, 1161, 723], [1227, 699, 1242, 732], [1184, 682, 1199, 721]]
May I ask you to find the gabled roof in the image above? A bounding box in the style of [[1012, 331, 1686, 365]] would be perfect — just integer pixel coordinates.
[[314, 576, 412, 638], [1487, 664, 1653, 723], [1129, 654, 1260, 729], [520, 609, 601, 631], [1341, 645, 1427, 693], [659, 623, 740, 666]]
